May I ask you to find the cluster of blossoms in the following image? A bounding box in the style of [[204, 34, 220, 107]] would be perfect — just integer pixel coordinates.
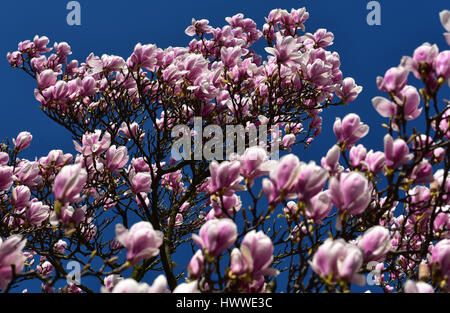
[[0, 7, 448, 293]]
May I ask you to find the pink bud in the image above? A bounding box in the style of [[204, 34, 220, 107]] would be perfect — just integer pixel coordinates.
[[192, 218, 237, 257], [0, 152, 8, 166], [384, 134, 413, 169], [294, 161, 327, 202], [320, 145, 340, 173], [52, 164, 87, 204], [333, 114, 369, 149], [349, 144, 367, 169], [0, 235, 26, 290], [363, 150, 385, 174], [357, 226, 391, 262], [329, 171, 371, 215], [188, 250, 204, 280], [128, 169, 152, 194], [435, 50, 450, 80], [431, 239, 450, 277], [0, 166, 15, 191], [305, 190, 332, 223], [241, 230, 274, 276], [54, 240, 67, 254], [115, 221, 163, 265], [378, 67, 408, 92], [413, 43, 438, 65], [13, 131, 32, 152], [399, 85, 422, 120], [209, 161, 245, 195]]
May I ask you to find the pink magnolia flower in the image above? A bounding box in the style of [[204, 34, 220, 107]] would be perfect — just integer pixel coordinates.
[[74, 130, 111, 156], [128, 169, 152, 194], [376, 67, 408, 92], [0, 152, 8, 166], [294, 161, 328, 202], [265, 33, 302, 65], [229, 248, 247, 277], [357, 226, 391, 262], [410, 160, 434, 184], [240, 230, 277, 277], [185, 18, 213, 36], [335, 77, 362, 103], [128, 43, 158, 72], [320, 145, 341, 173], [363, 150, 385, 174], [26, 199, 50, 227], [305, 190, 332, 223], [329, 171, 372, 215], [440, 10, 450, 45], [39, 150, 73, 169], [105, 145, 129, 172], [384, 134, 413, 169], [404, 280, 434, 293], [14, 160, 42, 189], [309, 238, 364, 285], [431, 239, 450, 278], [0, 235, 26, 290], [220, 46, 242, 68], [119, 122, 144, 141], [268, 154, 302, 196], [54, 240, 67, 254], [239, 146, 270, 186], [37, 260, 54, 276], [115, 221, 163, 265], [435, 50, 450, 81], [102, 274, 123, 292], [192, 218, 237, 257], [349, 144, 367, 169], [52, 163, 87, 204], [13, 131, 32, 152], [173, 280, 200, 293], [398, 85, 422, 120], [50, 204, 86, 228], [333, 113, 369, 149], [36, 69, 58, 89], [188, 250, 204, 280], [208, 160, 245, 195], [11, 185, 31, 209]]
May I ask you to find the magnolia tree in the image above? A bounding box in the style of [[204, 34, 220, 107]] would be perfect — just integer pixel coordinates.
[[1, 7, 449, 293]]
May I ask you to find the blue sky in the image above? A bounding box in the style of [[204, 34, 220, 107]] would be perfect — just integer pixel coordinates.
[[1, 0, 449, 292]]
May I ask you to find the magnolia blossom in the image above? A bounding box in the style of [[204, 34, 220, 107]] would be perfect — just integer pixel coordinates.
[[115, 221, 163, 265], [13, 131, 32, 152], [404, 280, 434, 293], [239, 230, 277, 278], [52, 163, 87, 204], [431, 239, 450, 278], [384, 134, 413, 169], [0, 235, 27, 290], [333, 114, 369, 149], [329, 171, 372, 216], [309, 238, 364, 285], [357, 226, 391, 262], [192, 218, 237, 257]]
